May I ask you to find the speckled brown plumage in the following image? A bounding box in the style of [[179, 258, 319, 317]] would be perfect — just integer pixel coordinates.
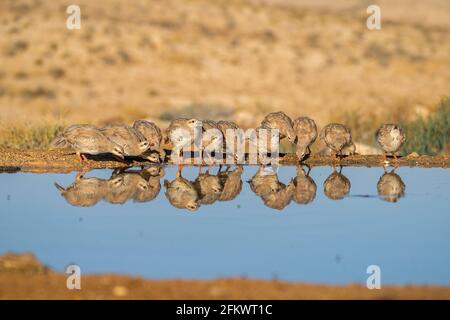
[[101, 124, 150, 157], [293, 117, 317, 161], [51, 124, 125, 162], [165, 118, 200, 173], [323, 169, 351, 200], [164, 175, 199, 211], [320, 123, 354, 157], [248, 127, 280, 165], [201, 120, 224, 165], [106, 168, 162, 204], [377, 170, 405, 202], [261, 111, 296, 143], [292, 166, 317, 204], [217, 120, 244, 162], [218, 165, 243, 201], [248, 166, 281, 197], [133, 119, 166, 162], [217, 120, 239, 134], [194, 172, 223, 205], [103, 174, 135, 204], [54, 173, 107, 207], [165, 118, 199, 148], [133, 120, 162, 148], [261, 180, 295, 210], [376, 124, 406, 162]]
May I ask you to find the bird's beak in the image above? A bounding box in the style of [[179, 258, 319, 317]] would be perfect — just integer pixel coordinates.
[[114, 154, 125, 161], [146, 155, 160, 163]]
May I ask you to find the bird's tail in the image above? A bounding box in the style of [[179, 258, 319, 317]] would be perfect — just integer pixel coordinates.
[[54, 182, 65, 192], [49, 134, 68, 149]]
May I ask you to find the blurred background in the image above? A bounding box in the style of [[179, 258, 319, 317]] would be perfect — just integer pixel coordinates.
[[0, 0, 449, 154]]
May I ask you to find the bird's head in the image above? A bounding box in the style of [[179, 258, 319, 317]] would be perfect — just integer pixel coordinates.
[[287, 127, 296, 143], [212, 183, 222, 194], [186, 200, 199, 211], [139, 140, 150, 152], [112, 146, 125, 160], [137, 180, 149, 191], [146, 152, 161, 163], [296, 146, 308, 161]]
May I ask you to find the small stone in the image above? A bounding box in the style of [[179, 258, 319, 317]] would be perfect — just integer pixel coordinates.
[[112, 285, 128, 297], [407, 152, 419, 158], [209, 285, 224, 297]]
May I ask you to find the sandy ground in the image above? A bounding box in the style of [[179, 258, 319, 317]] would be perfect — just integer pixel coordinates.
[[1, 253, 450, 300], [1, 0, 449, 134], [0, 149, 449, 173]]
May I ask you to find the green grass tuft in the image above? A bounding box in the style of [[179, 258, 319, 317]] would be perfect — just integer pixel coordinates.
[[0, 124, 64, 149], [401, 97, 450, 155]]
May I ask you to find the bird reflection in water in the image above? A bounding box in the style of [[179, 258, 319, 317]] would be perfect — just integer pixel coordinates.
[[194, 166, 223, 205], [377, 167, 405, 202], [218, 165, 243, 202], [54, 172, 107, 207], [54, 164, 407, 210], [247, 165, 318, 210], [248, 165, 295, 210], [292, 166, 317, 205], [261, 180, 295, 210], [248, 166, 281, 197], [164, 168, 200, 211], [323, 166, 351, 200], [164, 165, 244, 211], [105, 166, 165, 204], [54, 165, 165, 207]]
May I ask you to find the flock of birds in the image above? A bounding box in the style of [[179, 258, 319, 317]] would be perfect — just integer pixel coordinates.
[[51, 111, 407, 169], [50, 111, 407, 211], [55, 165, 406, 211]]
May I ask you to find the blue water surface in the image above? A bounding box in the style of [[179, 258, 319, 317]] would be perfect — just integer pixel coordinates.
[[0, 166, 449, 285]]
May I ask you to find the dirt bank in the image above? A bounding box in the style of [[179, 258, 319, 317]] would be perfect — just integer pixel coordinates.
[[1, 149, 450, 173], [1, 253, 449, 299]]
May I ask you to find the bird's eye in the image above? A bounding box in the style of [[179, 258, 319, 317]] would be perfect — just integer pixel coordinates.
[[140, 183, 148, 190]]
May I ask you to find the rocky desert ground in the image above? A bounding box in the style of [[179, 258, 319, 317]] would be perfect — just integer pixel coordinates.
[[0, 0, 449, 149]]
